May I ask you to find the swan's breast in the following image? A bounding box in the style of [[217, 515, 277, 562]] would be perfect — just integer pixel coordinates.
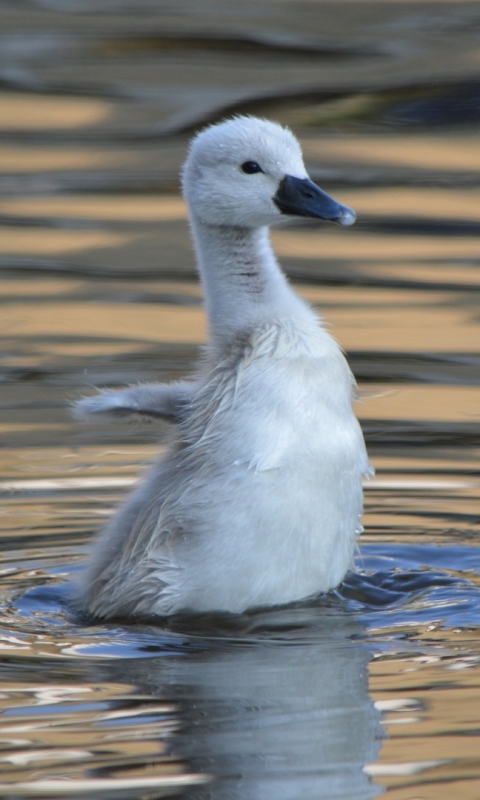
[[185, 319, 367, 476]]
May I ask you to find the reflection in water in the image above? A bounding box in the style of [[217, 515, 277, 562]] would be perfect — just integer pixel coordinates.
[[0, 147, 127, 172], [0, 590, 382, 800], [304, 136, 480, 174], [0, 195, 187, 221], [119, 616, 381, 800], [1, 0, 480, 797], [0, 92, 112, 131]]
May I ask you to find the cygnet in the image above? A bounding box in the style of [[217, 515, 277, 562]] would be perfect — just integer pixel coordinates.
[[74, 116, 371, 619]]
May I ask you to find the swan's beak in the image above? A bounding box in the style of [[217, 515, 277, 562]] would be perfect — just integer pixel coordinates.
[[273, 175, 356, 226]]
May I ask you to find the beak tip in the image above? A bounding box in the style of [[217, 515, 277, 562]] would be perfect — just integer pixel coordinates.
[[336, 206, 356, 227]]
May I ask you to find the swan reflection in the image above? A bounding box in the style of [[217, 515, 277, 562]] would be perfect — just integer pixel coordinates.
[[113, 609, 383, 800]]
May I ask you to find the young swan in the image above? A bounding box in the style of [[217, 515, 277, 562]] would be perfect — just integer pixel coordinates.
[[75, 116, 371, 619]]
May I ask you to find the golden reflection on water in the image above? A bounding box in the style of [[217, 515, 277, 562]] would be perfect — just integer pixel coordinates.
[[0, 672, 204, 796], [368, 653, 480, 799], [301, 284, 480, 351], [0, 93, 112, 131], [0, 148, 131, 172], [359, 385, 480, 422], [363, 452, 480, 540], [1, 302, 205, 343], [0, 229, 136, 256], [335, 188, 480, 222], [274, 229, 480, 261], [311, 294, 478, 352], [304, 134, 480, 172], [362, 263, 480, 286], [0, 196, 187, 221]]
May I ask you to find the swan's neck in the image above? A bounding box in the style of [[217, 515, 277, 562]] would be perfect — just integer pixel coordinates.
[[189, 219, 308, 349]]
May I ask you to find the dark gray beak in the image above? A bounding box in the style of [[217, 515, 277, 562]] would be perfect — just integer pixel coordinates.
[[273, 175, 356, 227]]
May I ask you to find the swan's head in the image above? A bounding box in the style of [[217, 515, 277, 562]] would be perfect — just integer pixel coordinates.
[[182, 116, 355, 229]]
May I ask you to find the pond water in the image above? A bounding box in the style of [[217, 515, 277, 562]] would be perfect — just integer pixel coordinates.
[[1, 1, 480, 797]]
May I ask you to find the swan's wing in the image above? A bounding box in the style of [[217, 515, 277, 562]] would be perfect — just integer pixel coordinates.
[[73, 381, 195, 423]]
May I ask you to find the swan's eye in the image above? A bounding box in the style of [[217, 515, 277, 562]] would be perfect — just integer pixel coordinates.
[[241, 161, 263, 175]]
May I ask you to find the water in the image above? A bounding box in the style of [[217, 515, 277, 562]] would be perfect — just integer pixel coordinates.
[[1, 0, 480, 797]]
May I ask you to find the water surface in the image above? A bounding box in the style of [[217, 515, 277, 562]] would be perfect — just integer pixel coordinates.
[[1, 1, 480, 798]]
